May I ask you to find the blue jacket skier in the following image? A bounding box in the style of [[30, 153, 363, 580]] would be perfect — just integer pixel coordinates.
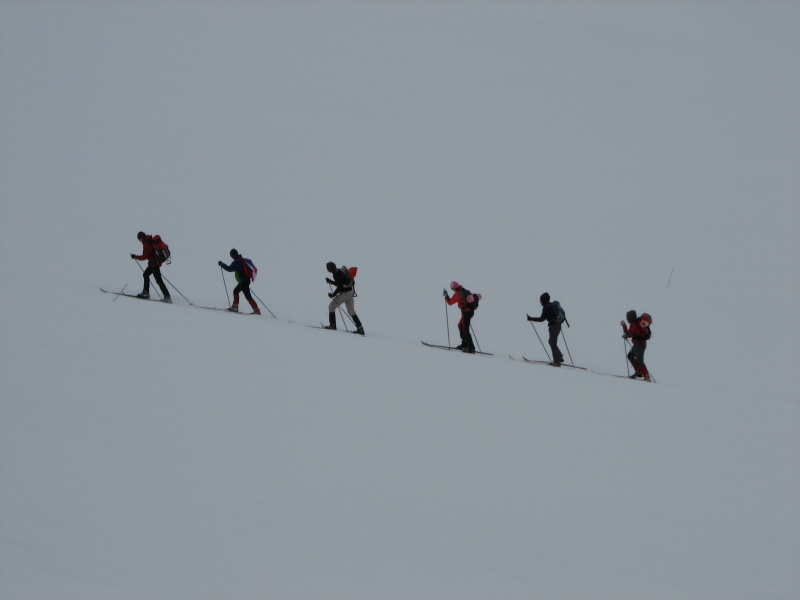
[[218, 249, 260, 314]]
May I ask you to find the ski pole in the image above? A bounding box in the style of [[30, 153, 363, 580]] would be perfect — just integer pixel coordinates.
[[470, 324, 482, 354], [560, 328, 574, 366], [250, 289, 276, 318], [328, 283, 353, 331], [160, 273, 192, 305], [111, 283, 128, 302], [624, 337, 631, 377], [220, 266, 230, 307], [338, 287, 356, 330], [529, 321, 551, 362], [444, 291, 451, 348], [624, 338, 636, 376]]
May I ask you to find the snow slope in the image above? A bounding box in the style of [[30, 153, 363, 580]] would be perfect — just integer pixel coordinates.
[[1, 2, 798, 598]]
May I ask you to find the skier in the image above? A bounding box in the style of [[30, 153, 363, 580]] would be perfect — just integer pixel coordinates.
[[325, 261, 364, 335], [130, 231, 171, 302], [527, 292, 564, 365], [622, 311, 652, 380], [218, 249, 260, 314], [444, 281, 478, 353]]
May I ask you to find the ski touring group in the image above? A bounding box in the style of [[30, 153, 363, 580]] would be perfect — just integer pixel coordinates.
[[125, 232, 365, 333], [119, 231, 654, 382]]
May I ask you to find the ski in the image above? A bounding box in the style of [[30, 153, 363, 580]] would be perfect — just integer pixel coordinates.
[[100, 287, 172, 303], [101, 288, 263, 313], [421, 342, 492, 356], [597, 372, 655, 383], [513, 354, 654, 381], [310, 324, 365, 336], [522, 356, 587, 370], [196, 306, 261, 315]]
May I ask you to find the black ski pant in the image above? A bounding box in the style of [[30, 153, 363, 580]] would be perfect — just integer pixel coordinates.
[[548, 323, 564, 363], [627, 343, 647, 373], [458, 310, 475, 349], [233, 280, 254, 303], [143, 265, 170, 298]]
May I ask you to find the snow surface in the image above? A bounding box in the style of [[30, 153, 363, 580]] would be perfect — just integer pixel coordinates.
[[1, 2, 799, 598]]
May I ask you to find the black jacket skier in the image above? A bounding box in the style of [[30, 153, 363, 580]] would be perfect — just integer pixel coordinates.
[[527, 292, 564, 365], [324, 262, 364, 334]]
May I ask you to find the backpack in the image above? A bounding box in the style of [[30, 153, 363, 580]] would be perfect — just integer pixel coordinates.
[[552, 300, 567, 325], [240, 258, 257, 283], [638, 312, 652, 337], [340, 265, 357, 284], [460, 287, 481, 310], [340, 266, 358, 295], [151, 235, 171, 265]]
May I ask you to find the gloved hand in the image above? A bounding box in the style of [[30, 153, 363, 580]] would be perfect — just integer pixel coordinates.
[[526, 314, 533, 321], [218, 261, 224, 267], [326, 278, 335, 285], [130, 253, 136, 259], [620, 320, 626, 327], [328, 293, 335, 298], [442, 288, 448, 297]]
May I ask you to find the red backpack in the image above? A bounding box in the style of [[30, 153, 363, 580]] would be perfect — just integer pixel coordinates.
[[341, 266, 358, 295], [342, 266, 357, 283], [151, 235, 171, 265]]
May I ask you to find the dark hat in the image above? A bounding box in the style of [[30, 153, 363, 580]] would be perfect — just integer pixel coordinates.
[[540, 292, 550, 304], [626, 310, 638, 323], [326, 261, 336, 272], [230, 248, 239, 258], [137, 231, 146, 240]]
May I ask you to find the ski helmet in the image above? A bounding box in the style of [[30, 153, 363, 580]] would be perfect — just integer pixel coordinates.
[[450, 281, 460, 290]]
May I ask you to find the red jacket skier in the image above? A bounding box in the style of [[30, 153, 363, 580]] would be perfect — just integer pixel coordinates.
[[622, 311, 652, 381], [130, 231, 171, 301], [444, 281, 478, 353]]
